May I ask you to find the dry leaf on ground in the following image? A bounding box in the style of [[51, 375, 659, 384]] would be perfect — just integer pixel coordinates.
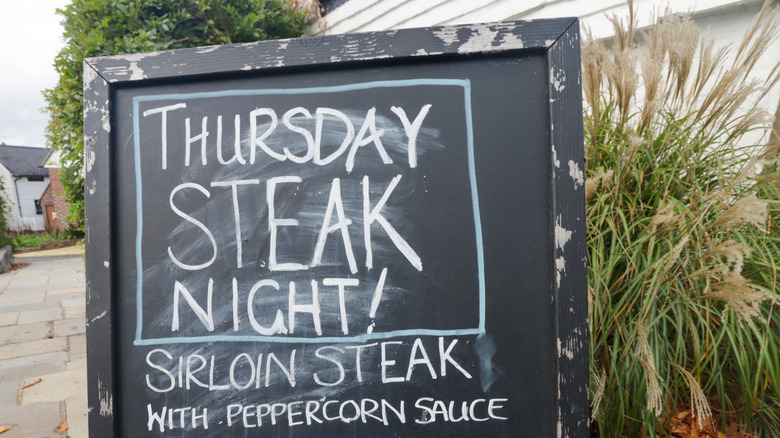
[[56, 421, 67, 432], [20, 378, 42, 389]]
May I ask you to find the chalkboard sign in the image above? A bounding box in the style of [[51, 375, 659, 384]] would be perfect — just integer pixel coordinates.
[[84, 18, 587, 437]]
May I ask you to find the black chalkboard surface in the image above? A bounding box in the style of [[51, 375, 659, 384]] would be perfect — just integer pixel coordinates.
[[84, 19, 587, 437]]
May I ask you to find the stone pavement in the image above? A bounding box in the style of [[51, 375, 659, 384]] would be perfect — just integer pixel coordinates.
[[0, 246, 87, 438]]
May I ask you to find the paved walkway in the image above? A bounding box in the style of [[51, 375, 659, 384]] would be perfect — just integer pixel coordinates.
[[0, 246, 87, 438]]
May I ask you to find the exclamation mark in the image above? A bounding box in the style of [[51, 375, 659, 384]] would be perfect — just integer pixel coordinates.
[[367, 267, 388, 334]]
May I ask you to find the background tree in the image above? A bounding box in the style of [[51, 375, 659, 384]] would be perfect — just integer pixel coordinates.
[[43, 0, 316, 232]]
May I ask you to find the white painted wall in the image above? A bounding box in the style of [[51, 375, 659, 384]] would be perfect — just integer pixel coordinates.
[[320, 0, 780, 136], [0, 165, 48, 231], [15, 177, 48, 231]]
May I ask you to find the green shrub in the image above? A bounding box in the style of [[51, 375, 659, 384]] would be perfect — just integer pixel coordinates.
[[43, 0, 317, 231], [12, 231, 71, 250], [585, 2, 780, 435]]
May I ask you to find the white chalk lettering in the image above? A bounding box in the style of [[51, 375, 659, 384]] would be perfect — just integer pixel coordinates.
[[314, 108, 354, 165], [313, 345, 345, 386], [249, 108, 283, 163], [311, 178, 357, 273], [171, 279, 214, 332], [142, 103, 186, 170], [363, 175, 422, 271], [267, 176, 308, 271], [210, 179, 260, 268], [322, 278, 359, 334], [346, 107, 391, 172], [288, 280, 322, 336], [185, 116, 208, 166], [216, 114, 246, 165], [282, 107, 315, 163], [145, 349, 175, 393], [167, 182, 217, 270], [390, 104, 432, 168], [247, 279, 288, 336]]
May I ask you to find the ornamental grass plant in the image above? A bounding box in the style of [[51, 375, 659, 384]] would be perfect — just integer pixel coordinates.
[[584, 1, 780, 436]]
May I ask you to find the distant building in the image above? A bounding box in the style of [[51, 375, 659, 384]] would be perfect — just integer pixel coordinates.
[[39, 149, 71, 232], [0, 145, 50, 231]]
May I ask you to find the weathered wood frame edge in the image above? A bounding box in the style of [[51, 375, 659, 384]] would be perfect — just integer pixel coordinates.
[[83, 17, 587, 437], [547, 20, 589, 438], [83, 60, 115, 437]]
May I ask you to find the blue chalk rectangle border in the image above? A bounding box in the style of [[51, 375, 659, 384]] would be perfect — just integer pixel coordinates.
[[132, 78, 485, 346]]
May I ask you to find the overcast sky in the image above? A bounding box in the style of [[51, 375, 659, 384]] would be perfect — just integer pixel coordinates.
[[0, 1, 69, 148]]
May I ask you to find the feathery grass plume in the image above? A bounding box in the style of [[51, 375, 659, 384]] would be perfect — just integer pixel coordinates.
[[585, 169, 613, 202], [703, 239, 751, 271], [590, 370, 606, 422], [672, 364, 713, 430], [648, 201, 677, 229], [585, 0, 780, 435], [665, 14, 699, 105], [712, 195, 768, 232], [707, 271, 777, 323], [635, 325, 663, 416]]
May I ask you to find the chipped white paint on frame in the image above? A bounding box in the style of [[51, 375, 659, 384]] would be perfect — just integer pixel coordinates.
[[98, 379, 113, 417], [555, 215, 572, 250], [102, 101, 111, 133], [432, 27, 459, 45], [90, 310, 107, 324], [85, 148, 96, 173], [83, 63, 98, 92], [128, 62, 147, 81], [457, 25, 500, 54], [550, 66, 566, 92], [552, 145, 560, 168], [568, 159, 583, 189], [555, 215, 572, 288], [555, 256, 566, 288], [499, 32, 524, 48], [195, 45, 220, 54]]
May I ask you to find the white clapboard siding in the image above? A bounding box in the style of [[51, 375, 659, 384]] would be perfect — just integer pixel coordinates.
[[323, 0, 757, 37], [0, 167, 49, 231], [320, 0, 780, 146]]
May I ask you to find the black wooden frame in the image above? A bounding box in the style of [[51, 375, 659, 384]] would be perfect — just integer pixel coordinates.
[[84, 18, 587, 437]]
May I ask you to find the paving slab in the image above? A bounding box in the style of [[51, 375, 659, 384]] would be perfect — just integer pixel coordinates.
[[66, 357, 86, 373], [0, 338, 67, 361], [0, 359, 65, 407], [4, 280, 51, 293], [0, 402, 63, 438], [0, 291, 45, 303], [0, 254, 86, 437], [0, 321, 52, 345], [0, 313, 17, 327], [46, 287, 85, 297], [64, 306, 85, 320], [0, 352, 68, 372], [68, 335, 87, 361], [45, 293, 83, 304], [53, 319, 85, 338], [65, 393, 88, 438], [20, 369, 87, 406], [0, 302, 61, 315], [17, 307, 63, 324]]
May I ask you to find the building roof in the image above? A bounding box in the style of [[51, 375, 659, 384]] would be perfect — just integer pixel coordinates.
[[0, 145, 51, 177]]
